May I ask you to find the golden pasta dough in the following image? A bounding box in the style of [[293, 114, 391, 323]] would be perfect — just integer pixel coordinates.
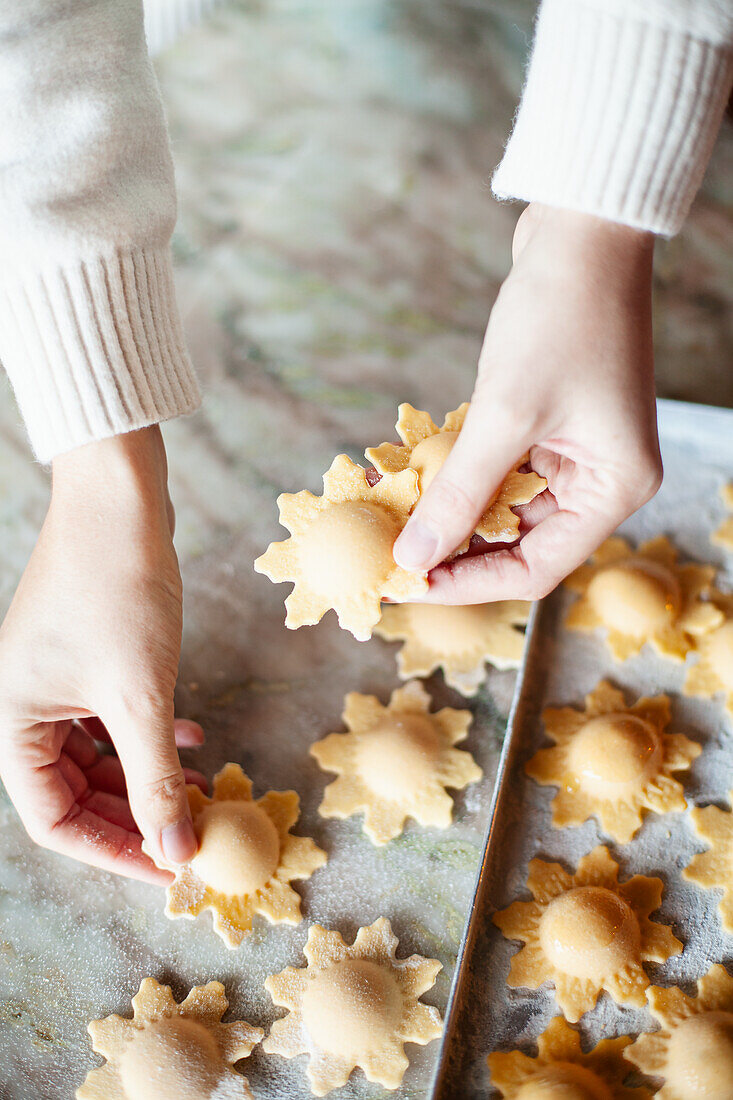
[[625, 964, 733, 1100], [493, 846, 682, 1023], [77, 977, 262, 1100], [263, 918, 442, 1095], [684, 588, 733, 716], [683, 792, 733, 933], [254, 454, 427, 641], [525, 680, 700, 842], [489, 1015, 651, 1099], [310, 680, 481, 844], [365, 402, 546, 548], [375, 600, 530, 695], [712, 482, 733, 550], [154, 763, 326, 948], [565, 536, 722, 662]]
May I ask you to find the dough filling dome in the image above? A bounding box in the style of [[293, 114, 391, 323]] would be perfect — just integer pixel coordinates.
[[297, 501, 399, 595], [625, 964, 733, 1100], [665, 1010, 733, 1100], [301, 958, 402, 1058], [153, 763, 326, 947], [489, 1014, 650, 1100], [587, 559, 680, 636], [568, 714, 661, 797], [77, 977, 263, 1100], [264, 918, 443, 1095], [564, 535, 722, 662], [525, 680, 700, 843], [191, 800, 281, 896], [515, 1063, 614, 1100], [706, 620, 733, 685], [539, 886, 640, 981], [311, 680, 481, 845], [356, 715, 442, 800], [409, 431, 459, 491], [119, 1017, 221, 1100]]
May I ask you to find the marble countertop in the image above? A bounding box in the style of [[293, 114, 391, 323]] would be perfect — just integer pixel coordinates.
[[0, 1, 731, 1096]]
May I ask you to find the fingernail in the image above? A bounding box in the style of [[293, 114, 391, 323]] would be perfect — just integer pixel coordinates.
[[394, 520, 438, 570], [161, 819, 197, 864]]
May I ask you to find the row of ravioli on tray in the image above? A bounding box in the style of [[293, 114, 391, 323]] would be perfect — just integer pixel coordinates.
[[73, 405, 733, 1099], [491, 498, 733, 1100]]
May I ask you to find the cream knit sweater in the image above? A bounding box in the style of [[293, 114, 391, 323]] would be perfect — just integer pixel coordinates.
[[0, 1, 731, 463]]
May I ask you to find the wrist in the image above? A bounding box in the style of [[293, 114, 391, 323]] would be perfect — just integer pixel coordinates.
[[51, 427, 171, 518], [515, 203, 654, 293]]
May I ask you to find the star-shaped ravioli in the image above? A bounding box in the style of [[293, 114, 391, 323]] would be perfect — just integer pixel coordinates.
[[374, 600, 531, 696], [493, 846, 683, 1023], [684, 588, 733, 716], [263, 918, 443, 1095], [565, 535, 722, 662], [625, 964, 733, 1100], [489, 1014, 651, 1099], [157, 763, 327, 948], [712, 481, 733, 550], [365, 402, 546, 548], [310, 680, 482, 844], [683, 792, 733, 932], [254, 454, 427, 641], [77, 977, 263, 1100], [525, 680, 700, 843]]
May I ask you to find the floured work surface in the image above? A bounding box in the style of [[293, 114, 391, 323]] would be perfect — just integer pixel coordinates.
[[431, 399, 733, 1098]]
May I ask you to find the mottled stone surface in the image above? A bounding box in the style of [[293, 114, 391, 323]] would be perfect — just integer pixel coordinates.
[[0, 2, 731, 1096]]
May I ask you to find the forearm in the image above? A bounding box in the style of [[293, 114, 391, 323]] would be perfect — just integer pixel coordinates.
[[0, 0, 200, 463], [493, 0, 733, 235]]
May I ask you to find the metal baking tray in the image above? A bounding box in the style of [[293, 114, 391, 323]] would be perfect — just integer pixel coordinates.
[[430, 398, 733, 1098]]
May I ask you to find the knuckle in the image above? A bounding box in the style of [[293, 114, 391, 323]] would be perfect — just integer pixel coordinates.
[[140, 768, 187, 808]]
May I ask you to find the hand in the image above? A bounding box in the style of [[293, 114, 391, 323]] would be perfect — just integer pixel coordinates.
[[393, 203, 662, 602], [0, 427, 204, 883]]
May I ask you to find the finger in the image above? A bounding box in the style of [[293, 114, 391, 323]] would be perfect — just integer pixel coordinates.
[[393, 399, 530, 573], [55, 751, 89, 802], [183, 768, 208, 793], [79, 715, 204, 749], [173, 719, 205, 747], [78, 716, 112, 743], [81, 790, 139, 832], [45, 810, 172, 885], [84, 754, 129, 796], [85, 755, 207, 798], [515, 488, 558, 533], [1, 760, 171, 885], [101, 696, 197, 868], [424, 504, 617, 604], [62, 725, 100, 770]]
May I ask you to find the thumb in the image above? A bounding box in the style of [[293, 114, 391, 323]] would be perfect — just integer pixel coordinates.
[[393, 401, 529, 573], [102, 694, 197, 867]]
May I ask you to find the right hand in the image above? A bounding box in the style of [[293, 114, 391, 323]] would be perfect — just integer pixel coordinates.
[[0, 426, 204, 883], [394, 203, 662, 602]]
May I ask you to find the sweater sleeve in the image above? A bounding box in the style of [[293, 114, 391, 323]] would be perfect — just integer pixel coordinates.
[[492, 0, 733, 235], [0, 0, 201, 463]]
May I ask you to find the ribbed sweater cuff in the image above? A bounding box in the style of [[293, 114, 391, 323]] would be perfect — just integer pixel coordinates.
[[492, 0, 733, 235], [0, 247, 201, 463]]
